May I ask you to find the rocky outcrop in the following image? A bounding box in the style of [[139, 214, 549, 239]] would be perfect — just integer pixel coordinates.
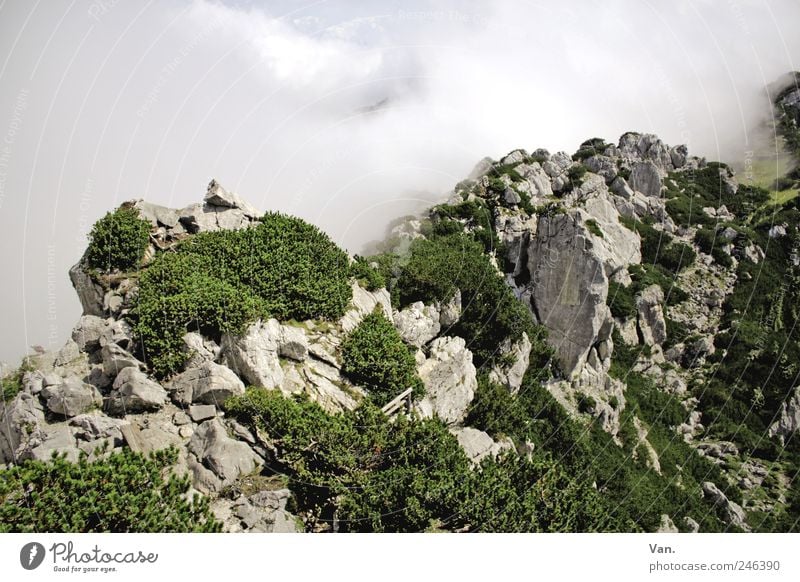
[[393, 301, 440, 347], [339, 283, 393, 333], [702, 482, 749, 530], [636, 285, 667, 347], [42, 379, 102, 418], [416, 336, 477, 425], [449, 427, 514, 465], [188, 418, 263, 493], [629, 160, 663, 199], [768, 387, 800, 444], [488, 332, 531, 393], [105, 367, 167, 415], [220, 319, 287, 390]]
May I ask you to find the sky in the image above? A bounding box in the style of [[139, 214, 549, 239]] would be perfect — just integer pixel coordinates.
[[0, 0, 799, 365]]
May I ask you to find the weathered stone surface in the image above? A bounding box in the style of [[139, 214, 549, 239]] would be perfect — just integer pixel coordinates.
[[105, 367, 167, 414], [768, 387, 800, 443], [182, 332, 220, 368], [101, 343, 144, 378], [636, 285, 667, 347], [204, 179, 260, 218], [630, 160, 663, 198], [438, 289, 462, 328], [340, 283, 393, 333], [278, 325, 308, 361], [29, 425, 80, 463], [702, 481, 749, 530], [0, 392, 46, 464], [189, 404, 217, 422], [393, 301, 440, 347], [71, 315, 106, 352], [69, 261, 105, 317], [417, 336, 477, 425], [488, 332, 531, 393], [450, 427, 513, 465], [42, 380, 102, 418], [189, 418, 262, 491], [134, 200, 180, 228], [169, 361, 245, 406], [221, 319, 284, 389], [70, 412, 125, 442]]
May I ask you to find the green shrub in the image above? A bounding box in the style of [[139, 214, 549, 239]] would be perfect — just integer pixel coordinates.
[[0, 447, 219, 532], [585, 219, 604, 238], [566, 164, 588, 189], [341, 310, 422, 406], [132, 213, 352, 377], [86, 207, 151, 272], [694, 228, 733, 268], [224, 388, 611, 532], [607, 280, 637, 319], [349, 255, 385, 291], [465, 376, 529, 438], [394, 234, 549, 368], [573, 138, 609, 161]]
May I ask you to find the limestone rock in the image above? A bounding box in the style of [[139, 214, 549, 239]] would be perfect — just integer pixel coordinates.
[[101, 343, 144, 378], [340, 283, 393, 333], [630, 160, 663, 198], [438, 289, 462, 328], [636, 285, 667, 347], [169, 361, 245, 406], [182, 332, 220, 368], [768, 387, 800, 443], [71, 315, 107, 352], [416, 336, 477, 425], [450, 427, 514, 465], [189, 418, 262, 491], [702, 482, 749, 530], [0, 392, 46, 464], [42, 379, 102, 418], [393, 301, 441, 347], [488, 332, 531, 393], [221, 319, 284, 389], [105, 367, 167, 415], [204, 179, 260, 218], [68, 261, 105, 317]]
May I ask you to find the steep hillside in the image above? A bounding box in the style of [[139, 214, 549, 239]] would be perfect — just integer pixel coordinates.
[[3, 79, 800, 532]]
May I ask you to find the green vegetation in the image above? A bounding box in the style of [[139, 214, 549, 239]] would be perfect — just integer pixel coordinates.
[[584, 219, 604, 238], [341, 310, 422, 407], [694, 228, 733, 268], [349, 255, 386, 291], [225, 388, 611, 532], [391, 233, 551, 370], [132, 212, 352, 377], [573, 137, 609, 161], [619, 215, 695, 272], [86, 206, 151, 272], [0, 447, 220, 532]]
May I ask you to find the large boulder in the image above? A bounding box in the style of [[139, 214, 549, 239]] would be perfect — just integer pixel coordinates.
[[188, 418, 262, 491], [416, 336, 477, 425], [449, 427, 514, 465], [204, 179, 260, 218], [630, 160, 663, 199], [393, 301, 441, 347], [702, 482, 749, 530], [105, 367, 167, 415], [768, 387, 800, 444], [0, 392, 46, 464], [339, 283, 393, 333], [71, 315, 107, 352], [221, 319, 285, 389], [101, 342, 144, 378], [168, 361, 245, 406], [42, 379, 102, 418]]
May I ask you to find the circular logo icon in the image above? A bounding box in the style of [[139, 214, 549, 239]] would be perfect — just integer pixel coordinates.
[[20, 542, 46, 570]]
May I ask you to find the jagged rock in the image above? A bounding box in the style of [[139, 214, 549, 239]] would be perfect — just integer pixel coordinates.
[[68, 261, 105, 317], [488, 332, 531, 393], [278, 325, 309, 361], [393, 301, 441, 347], [339, 283, 393, 333], [204, 179, 260, 218], [416, 336, 477, 425], [630, 160, 663, 198], [657, 514, 679, 533], [189, 404, 217, 422], [614, 317, 639, 345], [517, 162, 554, 198], [702, 482, 749, 530], [683, 517, 700, 533], [212, 489, 298, 533], [189, 418, 262, 491], [449, 427, 514, 465], [0, 392, 46, 464], [42, 379, 102, 418], [100, 319, 134, 351], [105, 367, 167, 415], [71, 315, 106, 352], [299, 359, 360, 412], [168, 361, 245, 406], [134, 200, 180, 228], [744, 243, 765, 264], [583, 155, 617, 182], [768, 387, 800, 443], [101, 342, 144, 378], [503, 187, 521, 205], [221, 319, 284, 389], [697, 441, 739, 459], [769, 224, 787, 238], [438, 289, 462, 328], [182, 332, 220, 368], [70, 412, 125, 442], [501, 149, 527, 165], [636, 285, 667, 347], [29, 425, 80, 463], [633, 416, 661, 474]]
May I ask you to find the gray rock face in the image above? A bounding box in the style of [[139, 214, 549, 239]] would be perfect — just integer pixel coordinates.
[[182, 332, 220, 368], [70, 412, 125, 442], [105, 367, 167, 415], [0, 392, 46, 464], [71, 315, 107, 352], [221, 319, 285, 389], [29, 425, 80, 463], [134, 200, 180, 228], [339, 283, 393, 333], [630, 160, 663, 198], [488, 332, 531, 393], [438, 289, 462, 328], [768, 387, 800, 443], [417, 336, 477, 425], [189, 418, 262, 491], [212, 488, 298, 533], [101, 343, 144, 378], [189, 404, 217, 422], [69, 261, 105, 317], [169, 361, 245, 406], [393, 301, 441, 347], [204, 179, 260, 218], [42, 380, 102, 418], [449, 427, 514, 465], [636, 285, 667, 347], [702, 481, 749, 530]]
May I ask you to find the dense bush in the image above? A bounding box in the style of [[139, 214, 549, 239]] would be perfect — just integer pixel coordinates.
[[694, 228, 733, 268], [573, 138, 609, 161], [0, 448, 219, 532], [341, 310, 422, 407], [393, 234, 550, 369], [349, 255, 385, 291], [224, 388, 610, 532], [86, 206, 151, 272], [132, 213, 352, 377]]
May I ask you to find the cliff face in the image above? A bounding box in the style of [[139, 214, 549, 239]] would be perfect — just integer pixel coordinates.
[[3, 82, 800, 532]]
